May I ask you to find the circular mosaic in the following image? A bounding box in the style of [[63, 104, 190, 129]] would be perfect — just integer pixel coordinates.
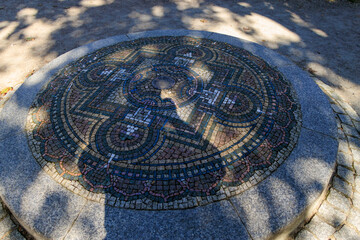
[[26, 36, 301, 210]]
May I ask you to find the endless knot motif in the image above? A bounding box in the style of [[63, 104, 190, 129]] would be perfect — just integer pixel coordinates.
[[26, 36, 301, 209]]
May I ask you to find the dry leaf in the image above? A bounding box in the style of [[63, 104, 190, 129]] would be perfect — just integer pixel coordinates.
[[26, 69, 35, 78], [308, 67, 317, 74], [0, 87, 13, 96], [25, 37, 36, 42]]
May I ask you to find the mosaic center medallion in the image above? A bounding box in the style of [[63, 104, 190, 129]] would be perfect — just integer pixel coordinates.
[[26, 36, 301, 210]]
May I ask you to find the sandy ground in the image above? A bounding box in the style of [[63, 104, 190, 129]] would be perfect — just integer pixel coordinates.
[[0, 0, 359, 113]]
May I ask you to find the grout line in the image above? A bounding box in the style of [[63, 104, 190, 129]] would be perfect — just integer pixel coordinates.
[[301, 126, 338, 140], [227, 199, 254, 240], [62, 200, 89, 240], [206, 31, 214, 38]]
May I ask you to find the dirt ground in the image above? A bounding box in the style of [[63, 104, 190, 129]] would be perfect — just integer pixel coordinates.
[[0, 0, 359, 113]]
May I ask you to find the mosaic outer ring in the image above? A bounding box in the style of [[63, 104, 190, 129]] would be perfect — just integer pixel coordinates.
[[26, 35, 302, 210]]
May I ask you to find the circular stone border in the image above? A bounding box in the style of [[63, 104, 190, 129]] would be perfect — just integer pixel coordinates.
[[0, 30, 338, 240]]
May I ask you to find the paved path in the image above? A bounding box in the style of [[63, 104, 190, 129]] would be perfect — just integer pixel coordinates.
[[295, 79, 360, 240], [0, 202, 25, 240]]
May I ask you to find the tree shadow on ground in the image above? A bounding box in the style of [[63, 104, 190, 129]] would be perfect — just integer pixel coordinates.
[[0, 0, 359, 112], [0, 0, 350, 238]]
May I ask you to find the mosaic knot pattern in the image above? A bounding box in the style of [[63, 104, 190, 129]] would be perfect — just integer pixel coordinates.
[[26, 36, 301, 210]]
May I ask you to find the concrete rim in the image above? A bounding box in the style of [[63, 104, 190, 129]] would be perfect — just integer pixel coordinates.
[[0, 30, 337, 240]]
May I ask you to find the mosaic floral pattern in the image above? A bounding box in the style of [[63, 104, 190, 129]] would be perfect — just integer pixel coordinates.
[[26, 36, 301, 209]]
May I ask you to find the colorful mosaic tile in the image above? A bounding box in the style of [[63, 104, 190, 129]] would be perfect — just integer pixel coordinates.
[[26, 36, 301, 209]]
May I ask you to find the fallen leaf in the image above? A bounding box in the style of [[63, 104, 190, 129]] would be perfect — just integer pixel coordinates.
[[308, 67, 317, 74], [0, 87, 13, 96], [243, 26, 251, 31], [26, 69, 35, 78], [200, 19, 207, 23], [25, 37, 35, 42]]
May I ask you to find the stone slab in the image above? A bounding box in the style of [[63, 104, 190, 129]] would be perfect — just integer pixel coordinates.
[[0, 216, 15, 237], [295, 229, 317, 240], [337, 165, 355, 185], [317, 201, 347, 228], [333, 176, 353, 197], [348, 208, 360, 232], [337, 151, 354, 169], [305, 215, 336, 240], [355, 162, 360, 175], [0, 133, 87, 239], [333, 225, 360, 240], [0, 204, 6, 220], [230, 128, 337, 239], [326, 189, 351, 213], [338, 114, 354, 126], [65, 200, 249, 240], [2, 229, 25, 240]]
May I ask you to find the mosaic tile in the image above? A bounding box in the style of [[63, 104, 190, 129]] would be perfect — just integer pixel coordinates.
[[26, 36, 301, 209]]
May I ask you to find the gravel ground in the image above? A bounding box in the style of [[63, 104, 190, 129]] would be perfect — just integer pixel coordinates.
[[0, 0, 359, 113]]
